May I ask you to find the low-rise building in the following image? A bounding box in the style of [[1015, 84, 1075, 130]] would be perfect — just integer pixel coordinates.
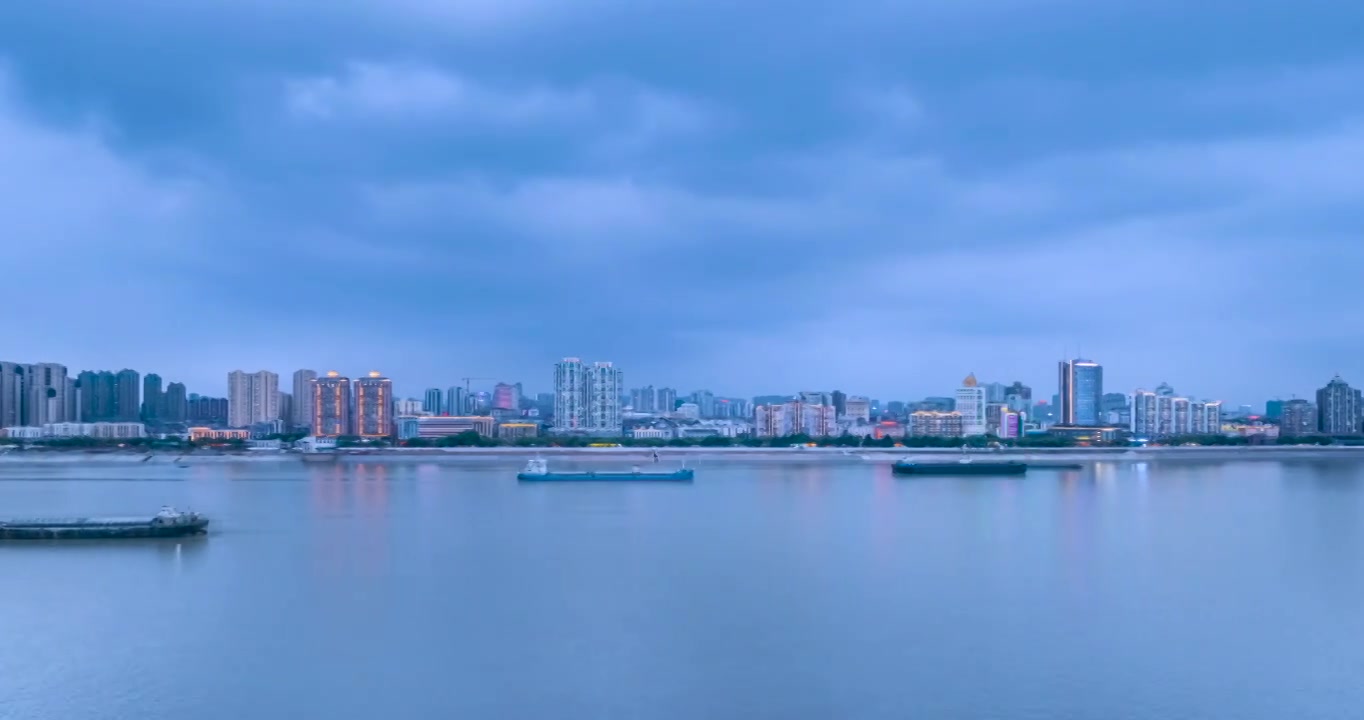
[[909, 411, 963, 438], [417, 416, 496, 438], [297, 436, 337, 452], [43, 422, 147, 439], [189, 427, 250, 441], [397, 417, 421, 440], [498, 423, 539, 440], [2, 426, 45, 439]]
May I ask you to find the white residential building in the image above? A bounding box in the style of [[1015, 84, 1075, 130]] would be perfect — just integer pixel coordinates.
[[587, 362, 622, 432], [754, 401, 836, 437], [228, 370, 280, 428], [555, 358, 622, 433], [554, 358, 587, 431], [1132, 389, 1224, 438], [956, 373, 987, 436]]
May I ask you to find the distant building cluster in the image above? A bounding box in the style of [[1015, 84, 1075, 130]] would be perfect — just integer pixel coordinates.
[[4, 352, 1360, 444]]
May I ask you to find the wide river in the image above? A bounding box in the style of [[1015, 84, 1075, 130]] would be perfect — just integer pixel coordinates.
[[2, 456, 1363, 719]]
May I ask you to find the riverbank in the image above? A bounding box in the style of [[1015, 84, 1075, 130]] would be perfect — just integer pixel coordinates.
[[3, 445, 1364, 465]]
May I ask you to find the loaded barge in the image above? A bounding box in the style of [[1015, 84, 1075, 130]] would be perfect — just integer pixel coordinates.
[[0, 506, 209, 540], [517, 458, 694, 482], [892, 460, 1028, 476]]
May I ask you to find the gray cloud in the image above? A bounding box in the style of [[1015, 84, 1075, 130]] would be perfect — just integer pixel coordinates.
[[1, 0, 1363, 405]]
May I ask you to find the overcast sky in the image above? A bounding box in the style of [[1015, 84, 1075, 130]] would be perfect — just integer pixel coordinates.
[[2, 0, 1362, 404]]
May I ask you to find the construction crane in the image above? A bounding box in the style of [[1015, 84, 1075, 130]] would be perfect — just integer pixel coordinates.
[[461, 376, 497, 393]]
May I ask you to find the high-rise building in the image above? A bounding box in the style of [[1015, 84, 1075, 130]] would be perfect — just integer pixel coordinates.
[[982, 382, 1008, 404], [164, 382, 188, 423], [227, 370, 280, 428], [799, 391, 832, 407], [312, 371, 352, 436], [1132, 388, 1223, 438], [801, 402, 837, 436], [446, 386, 468, 416], [831, 390, 847, 417], [142, 373, 163, 422], [1316, 375, 1362, 435], [587, 362, 622, 432], [754, 401, 836, 437], [76, 370, 117, 422], [629, 386, 656, 413], [493, 383, 520, 412], [64, 375, 77, 427], [1265, 400, 1285, 421], [114, 369, 140, 422], [1004, 382, 1032, 413], [885, 400, 907, 419], [24, 363, 69, 426], [354, 371, 393, 437], [1191, 401, 1222, 434], [0, 361, 24, 428], [1131, 390, 1157, 437], [423, 387, 445, 415], [656, 387, 678, 413], [292, 370, 318, 430], [956, 373, 987, 436], [278, 392, 293, 430], [843, 396, 871, 423], [187, 395, 229, 425], [1058, 359, 1103, 426], [1280, 399, 1317, 437], [553, 358, 587, 431], [692, 390, 716, 419]]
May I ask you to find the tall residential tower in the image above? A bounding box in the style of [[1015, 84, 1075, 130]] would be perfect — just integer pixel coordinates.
[[228, 370, 280, 428], [354, 371, 393, 437], [312, 372, 352, 436], [292, 369, 318, 430]]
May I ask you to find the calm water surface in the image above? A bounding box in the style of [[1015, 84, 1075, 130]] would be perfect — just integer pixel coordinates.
[[2, 458, 1364, 719]]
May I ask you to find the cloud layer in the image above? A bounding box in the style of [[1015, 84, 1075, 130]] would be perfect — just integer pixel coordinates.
[[2, 0, 1363, 404]]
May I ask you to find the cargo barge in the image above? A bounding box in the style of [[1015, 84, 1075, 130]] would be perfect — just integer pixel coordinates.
[[517, 458, 694, 482], [0, 506, 209, 540], [892, 460, 1028, 476]]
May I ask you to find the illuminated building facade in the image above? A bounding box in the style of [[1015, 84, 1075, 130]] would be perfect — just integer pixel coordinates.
[[354, 371, 393, 437], [311, 371, 352, 436]]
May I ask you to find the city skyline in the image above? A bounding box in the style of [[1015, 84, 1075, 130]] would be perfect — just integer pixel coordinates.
[[3, 3, 1363, 405], [6, 350, 1364, 440], [0, 353, 1342, 412]]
